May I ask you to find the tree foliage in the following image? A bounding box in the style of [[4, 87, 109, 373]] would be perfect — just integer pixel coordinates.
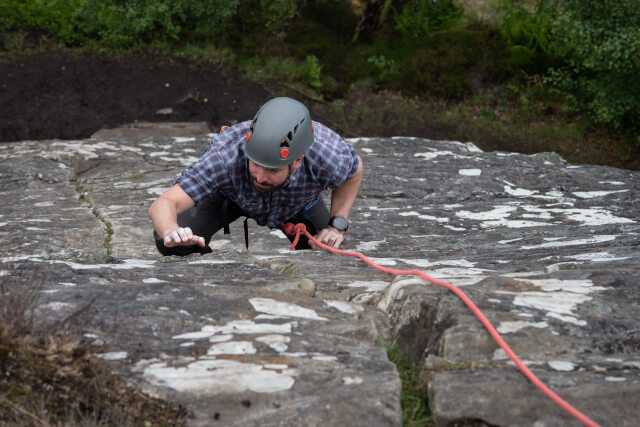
[[541, 0, 640, 133]]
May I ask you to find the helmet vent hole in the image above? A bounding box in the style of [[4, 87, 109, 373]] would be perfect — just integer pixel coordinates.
[[294, 124, 299, 133], [287, 131, 292, 141]]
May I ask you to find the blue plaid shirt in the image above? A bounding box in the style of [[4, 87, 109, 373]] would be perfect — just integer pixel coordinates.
[[175, 121, 359, 228]]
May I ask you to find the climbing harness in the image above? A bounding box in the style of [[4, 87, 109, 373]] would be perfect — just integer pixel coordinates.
[[279, 222, 601, 427]]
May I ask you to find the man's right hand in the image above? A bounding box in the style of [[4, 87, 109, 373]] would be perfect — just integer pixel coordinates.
[[163, 227, 205, 248]]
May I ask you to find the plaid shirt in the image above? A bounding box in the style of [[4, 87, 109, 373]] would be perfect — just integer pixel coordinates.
[[175, 121, 359, 228]]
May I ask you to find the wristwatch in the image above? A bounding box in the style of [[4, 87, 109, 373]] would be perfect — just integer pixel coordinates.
[[328, 215, 349, 232]]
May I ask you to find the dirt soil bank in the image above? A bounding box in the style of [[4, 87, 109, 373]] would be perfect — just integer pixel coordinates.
[[0, 52, 272, 141], [1, 51, 444, 142]]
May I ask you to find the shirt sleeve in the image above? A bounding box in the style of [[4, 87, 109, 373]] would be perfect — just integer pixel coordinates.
[[309, 122, 359, 190], [173, 141, 231, 205]]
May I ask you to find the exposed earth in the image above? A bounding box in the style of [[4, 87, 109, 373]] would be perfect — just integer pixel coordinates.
[[0, 52, 272, 142]]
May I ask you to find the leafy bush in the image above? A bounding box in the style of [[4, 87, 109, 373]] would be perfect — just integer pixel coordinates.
[[495, 0, 554, 74], [393, 0, 463, 39], [388, 28, 509, 99], [0, 0, 241, 47], [541, 0, 640, 133]]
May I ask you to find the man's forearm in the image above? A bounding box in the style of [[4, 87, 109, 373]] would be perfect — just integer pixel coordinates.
[[148, 184, 195, 237], [149, 197, 180, 237], [329, 155, 363, 219]]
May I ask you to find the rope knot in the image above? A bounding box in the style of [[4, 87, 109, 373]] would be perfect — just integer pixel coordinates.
[[279, 222, 307, 250]]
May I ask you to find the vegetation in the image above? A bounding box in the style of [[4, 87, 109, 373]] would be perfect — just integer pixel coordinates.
[[386, 341, 432, 426], [0, 263, 186, 425]]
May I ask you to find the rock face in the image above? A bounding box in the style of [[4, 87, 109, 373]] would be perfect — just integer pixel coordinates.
[[1, 125, 638, 426]]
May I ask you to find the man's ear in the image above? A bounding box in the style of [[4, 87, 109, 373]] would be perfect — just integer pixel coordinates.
[[291, 155, 304, 170]]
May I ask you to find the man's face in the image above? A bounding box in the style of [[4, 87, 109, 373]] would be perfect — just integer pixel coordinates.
[[248, 160, 291, 193]]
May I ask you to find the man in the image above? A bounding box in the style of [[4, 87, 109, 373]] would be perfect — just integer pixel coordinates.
[[149, 97, 362, 255]]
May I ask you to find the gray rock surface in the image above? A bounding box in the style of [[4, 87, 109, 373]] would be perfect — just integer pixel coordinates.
[[1, 125, 639, 426]]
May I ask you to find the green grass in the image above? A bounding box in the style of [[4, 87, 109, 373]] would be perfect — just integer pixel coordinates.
[[386, 341, 432, 427]]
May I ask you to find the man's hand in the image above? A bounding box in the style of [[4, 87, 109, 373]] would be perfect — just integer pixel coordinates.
[[163, 227, 205, 248], [311, 227, 344, 249]]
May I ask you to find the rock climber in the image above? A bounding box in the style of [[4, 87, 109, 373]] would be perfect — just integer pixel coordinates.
[[148, 96, 363, 255]]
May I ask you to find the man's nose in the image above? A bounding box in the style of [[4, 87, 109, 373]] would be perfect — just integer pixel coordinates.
[[254, 168, 267, 182]]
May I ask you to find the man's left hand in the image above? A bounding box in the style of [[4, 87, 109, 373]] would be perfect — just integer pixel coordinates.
[[311, 227, 344, 249]]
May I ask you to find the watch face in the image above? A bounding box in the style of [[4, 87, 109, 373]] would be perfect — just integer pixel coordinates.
[[330, 216, 348, 231]]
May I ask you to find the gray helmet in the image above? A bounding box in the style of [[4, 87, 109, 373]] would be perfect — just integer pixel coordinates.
[[245, 97, 314, 168]]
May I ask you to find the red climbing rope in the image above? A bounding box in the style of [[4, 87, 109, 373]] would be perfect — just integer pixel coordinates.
[[279, 222, 600, 427]]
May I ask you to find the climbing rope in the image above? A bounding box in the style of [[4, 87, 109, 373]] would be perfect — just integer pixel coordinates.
[[279, 222, 600, 427]]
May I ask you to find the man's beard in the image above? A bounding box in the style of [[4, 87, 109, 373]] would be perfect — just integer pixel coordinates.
[[252, 179, 278, 193], [251, 165, 292, 193]]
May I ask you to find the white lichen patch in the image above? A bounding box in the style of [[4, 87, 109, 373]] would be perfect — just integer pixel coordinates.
[[605, 376, 627, 382], [397, 258, 476, 268], [498, 238, 523, 244], [207, 341, 256, 355], [458, 168, 482, 176], [444, 225, 466, 231], [343, 376, 364, 385], [45, 141, 141, 160], [496, 320, 549, 334], [345, 280, 389, 292], [97, 351, 128, 361], [521, 235, 617, 250], [250, 298, 327, 321], [414, 150, 472, 161], [355, 240, 385, 251], [399, 211, 450, 223], [345, 137, 378, 144], [173, 320, 294, 340], [598, 181, 625, 186], [502, 291, 591, 324], [456, 205, 516, 222], [504, 186, 538, 197], [187, 259, 235, 265], [311, 354, 338, 361], [56, 258, 155, 270], [256, 334, 290, 352], [548, 360, 575, 371], [39, 301, 74, 311], [367, 257, 397, 266], [572, 190, 629, 199], [565, 252, 630, 262], [324, 300, 364, 314], [545, 312, 587, 326], [493, 349, 508, 361], [523, 278, 606, 294], [140, 358, 296, 394], [521, 206, 634, 226], [143, 277, 167, 284], [425, 267, 490, 286]]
